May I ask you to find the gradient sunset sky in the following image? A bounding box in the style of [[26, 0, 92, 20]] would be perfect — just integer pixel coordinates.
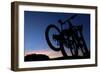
[[24, 11, 90, 58]]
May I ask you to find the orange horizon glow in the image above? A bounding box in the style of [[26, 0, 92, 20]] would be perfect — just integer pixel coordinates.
[[25, 49, 63, 59], [25, 47, 86, 58]]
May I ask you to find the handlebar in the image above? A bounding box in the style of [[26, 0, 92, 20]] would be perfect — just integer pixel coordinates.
[[58, 14, 78, 25]]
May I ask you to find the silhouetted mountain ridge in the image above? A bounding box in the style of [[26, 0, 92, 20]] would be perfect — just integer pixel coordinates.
[[24, 54, 50, 61], [24, 53, 90, 62]]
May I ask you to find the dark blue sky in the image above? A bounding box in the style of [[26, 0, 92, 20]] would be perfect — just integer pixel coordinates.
[[24, 11, 90, 58]]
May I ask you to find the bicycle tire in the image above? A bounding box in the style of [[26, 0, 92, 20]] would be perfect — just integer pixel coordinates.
[[45, 24, 61, 51]]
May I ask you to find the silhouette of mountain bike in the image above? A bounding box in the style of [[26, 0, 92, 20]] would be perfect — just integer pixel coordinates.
[[45, 14, 90, 58]]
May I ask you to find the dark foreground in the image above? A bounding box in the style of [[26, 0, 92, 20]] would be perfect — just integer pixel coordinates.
[[24, 54, 90, 62]]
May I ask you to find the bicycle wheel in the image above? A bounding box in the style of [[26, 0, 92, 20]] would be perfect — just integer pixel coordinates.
[[45, 24, 61, 51]]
